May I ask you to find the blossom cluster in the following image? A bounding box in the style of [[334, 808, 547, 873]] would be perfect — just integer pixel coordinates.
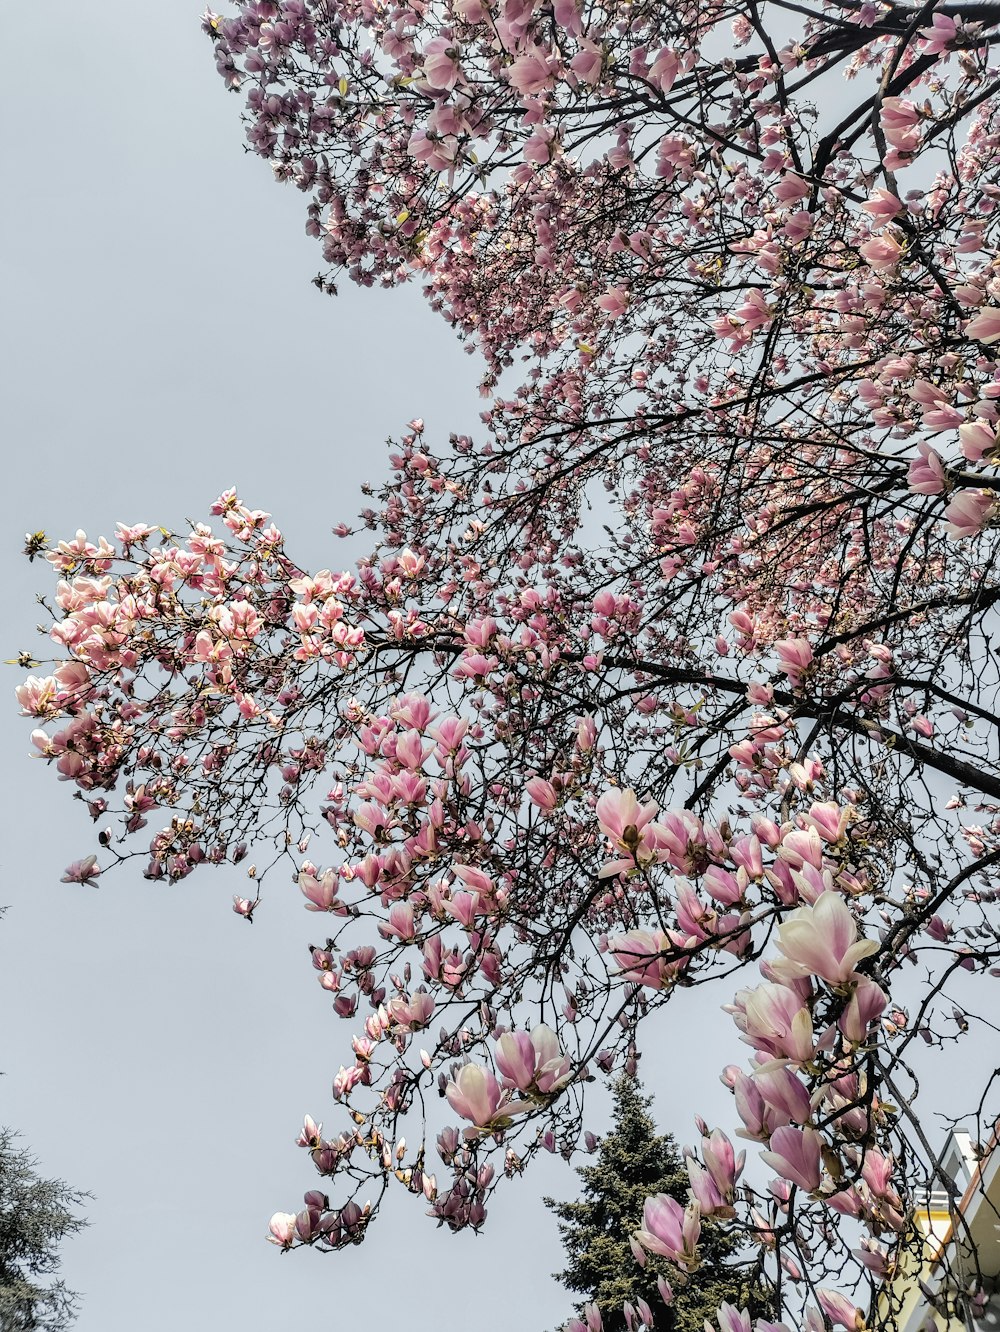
[[16, 1, 1000, 1328]]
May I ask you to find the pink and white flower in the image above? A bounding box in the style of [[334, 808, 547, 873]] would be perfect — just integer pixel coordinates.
[[445, 1063, 505, 1128], [760, 1124, 823, 1192], [633, 1194, 701, 1268], [495, 1023, 571, 1096], [943, 489, 996, 539], [608, 928, 688, 989], [771, 894, 878, 986], [421, 38, 461, 91], [966, 306, 1000, 344], [773, 637, 813, 686], [907, 441, 946, 495]]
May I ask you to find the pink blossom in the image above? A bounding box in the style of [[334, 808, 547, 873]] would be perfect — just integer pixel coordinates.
[[408, 130, 458, 173], [732, 289, 771, 333], [633, 1194, 701, 1267], [396, 728, 431, 769], [703, 864, 745, 906], [732, 982, 816, 1063], [907, 441, 946, 496], [596, 786, 659, 855], [861, 189, 903, 223], [966, 307, 1000, 344], [16, 676, 58, 716], [759, 1125, 822, 1192], [860, 232, 904, 272], [597, 287, 629, 319], [379, 901, 417, 941], [298, 866, 343, 912], [608, 928, 687, 989], [687, 1159, 726, 1215], [776, 826, 824, 872], [523, 126, 555, 165], [731, 834, 764, 877], [922, 402, 964, 430], [804, 801, 850, 843], [451, 651, 498, 680], [496, 1023, 571, 1095], [648, 47, 679, 94], [528, 1025, 571, 1093], [943, 490, 996, 539], [753, 1065, 812, 1126], [674, 882, 716, 941], [570, 45, 603, 85], [702, 1128, 744, 1201], [838, 976, 888, 1041], [567, 1305, 603, 1332], [815, 1290, 864, 1330], [826, 1187, 864, 1219], [918, 12, 957, 53], [959, 420, 999, 464], [713, 1306, 752, 1332], [782, 210, 812, 243], [853, 1240, 891, 1278], [552, 0, 582, 35], [526, 777, 558, 811], [444, 889, 478, 928], [773, 174, 810, 204], [494, 1030, 535, 1092], [445, 1063, 504, 1128], [452, 864, 495, 906], [60, 855, 101, 885], [331, 1062, 363, 1098], [267, 1212, 297, 1248], [507, 51, 556, 96], [771, 894, 878, 985], [421, 39, 461, 91], [773, 637, 813, 684], [575, 715, 597, 751], [861, 1148, 898, 1199], [390, 991, 435, 1031], [907, 379, 948, 407], [115, 521, 155, 546], [880, 97, 920, 151]]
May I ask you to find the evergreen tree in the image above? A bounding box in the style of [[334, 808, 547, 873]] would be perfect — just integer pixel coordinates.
[[544, 1077, 766, 1332], [0, 1128, 88, 1331], [0, 910, 87, 1331]]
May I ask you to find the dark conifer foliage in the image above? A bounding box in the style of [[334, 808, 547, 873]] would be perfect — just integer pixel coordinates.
[[1, 908, 87, 1332], [0, 1128, 88, 1331], [545, 1077, 766, 1332]]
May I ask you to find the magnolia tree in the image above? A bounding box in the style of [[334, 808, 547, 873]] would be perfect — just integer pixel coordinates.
[[17, 0, 1000, 1328]]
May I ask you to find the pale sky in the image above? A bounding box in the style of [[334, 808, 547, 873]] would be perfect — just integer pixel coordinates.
[[0, 5, 597, 1328]]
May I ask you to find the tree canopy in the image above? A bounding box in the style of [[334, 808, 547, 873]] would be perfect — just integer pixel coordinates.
[[16, 1, 1000, 1328]]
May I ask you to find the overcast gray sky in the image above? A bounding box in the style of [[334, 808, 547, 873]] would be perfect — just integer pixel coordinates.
[[0, 4, 575, 1327], [0, 3, 639, 1327], [3, 6, 980, 1331]]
